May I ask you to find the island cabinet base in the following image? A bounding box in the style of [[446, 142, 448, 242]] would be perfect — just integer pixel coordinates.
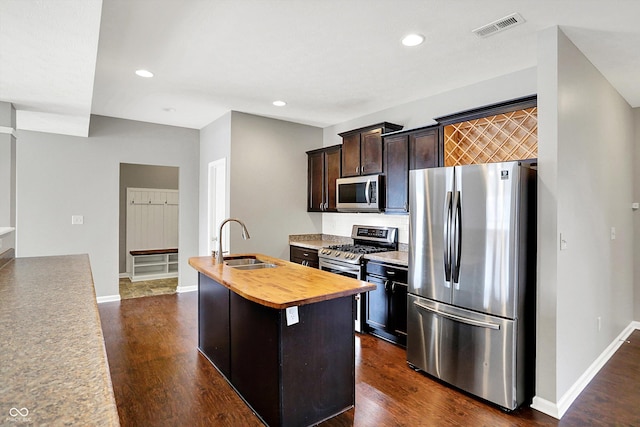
[[197, 273, 356, 427]]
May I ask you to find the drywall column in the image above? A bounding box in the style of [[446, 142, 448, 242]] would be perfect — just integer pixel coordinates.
[[0, 102, 17, 254]]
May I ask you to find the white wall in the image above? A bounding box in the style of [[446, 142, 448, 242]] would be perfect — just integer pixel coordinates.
[[0, 102, 16, 252], [535, 26, 635, 414], [635, 109, 640, 320], [228, 112, 323, 260], [199, 111, 232, 256], [199, 111, 323, 261], [16, 115, 199, 298], [321, 67, 538, 244]]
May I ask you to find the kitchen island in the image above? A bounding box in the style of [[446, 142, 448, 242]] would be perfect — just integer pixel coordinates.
[[189, 254, 375, 427]]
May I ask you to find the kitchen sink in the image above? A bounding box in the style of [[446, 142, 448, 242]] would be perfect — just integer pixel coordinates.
[[231, 263, 277, 270], [224, 257, 261, 266], [223, 255, 277, 269]]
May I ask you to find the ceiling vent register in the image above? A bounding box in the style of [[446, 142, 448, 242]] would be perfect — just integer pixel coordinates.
[[472, 13, 525, 38]]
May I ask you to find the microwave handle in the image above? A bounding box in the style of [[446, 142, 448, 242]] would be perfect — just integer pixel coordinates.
[[365, 178, 371, 205]]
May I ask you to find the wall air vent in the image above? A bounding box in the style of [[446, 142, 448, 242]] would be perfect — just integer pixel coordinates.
[[472, 13, 525, 38]]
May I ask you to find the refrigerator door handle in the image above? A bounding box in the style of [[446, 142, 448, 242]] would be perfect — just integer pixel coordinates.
[[413, 301, 501, 330], [452, 190, 462, 287], [443, 191, 453, 286]]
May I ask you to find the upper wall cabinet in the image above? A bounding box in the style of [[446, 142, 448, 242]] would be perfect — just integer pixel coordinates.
[[339, 123, 403, 177], [307, 145, 341, 212], [436, 95, 537, 167], [382, 125, 440, 213]]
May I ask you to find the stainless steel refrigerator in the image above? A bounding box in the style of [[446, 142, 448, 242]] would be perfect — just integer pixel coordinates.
[[407, 161, 536, 410]]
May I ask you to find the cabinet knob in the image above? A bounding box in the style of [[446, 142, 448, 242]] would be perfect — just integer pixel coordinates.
[[355, 166, 359, 174]]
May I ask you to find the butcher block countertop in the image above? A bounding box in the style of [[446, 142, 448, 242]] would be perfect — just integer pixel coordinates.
[[189, 254, 375, 309], [0, 255, 119, 426]]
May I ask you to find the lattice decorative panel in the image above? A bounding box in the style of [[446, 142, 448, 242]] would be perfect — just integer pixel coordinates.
[[444, 107, 537, 166]]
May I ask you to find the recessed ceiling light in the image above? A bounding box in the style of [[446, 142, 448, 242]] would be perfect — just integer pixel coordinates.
[[273, 100, 287, 107], [135, 69, 154, 78], [401, 33, 425, 47]]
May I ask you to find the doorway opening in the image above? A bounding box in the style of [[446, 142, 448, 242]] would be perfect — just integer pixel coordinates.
[[208, 158, 227, 256], [119, 163, 179, 299]]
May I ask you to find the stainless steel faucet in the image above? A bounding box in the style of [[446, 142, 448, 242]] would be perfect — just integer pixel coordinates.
[[216, 218, 251, 264]]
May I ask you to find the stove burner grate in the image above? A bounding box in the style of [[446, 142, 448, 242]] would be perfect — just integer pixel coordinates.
[[326, 244, 392, 255]]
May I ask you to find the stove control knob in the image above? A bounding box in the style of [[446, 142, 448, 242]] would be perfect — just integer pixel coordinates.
[[335, 251, 341, 257]]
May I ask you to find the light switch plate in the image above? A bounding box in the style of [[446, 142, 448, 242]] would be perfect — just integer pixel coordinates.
[[71, 215, 84, 225]]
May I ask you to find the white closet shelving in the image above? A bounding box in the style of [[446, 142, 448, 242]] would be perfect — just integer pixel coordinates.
[[130, 250, 179, 282], [126, 188, 179, 281]]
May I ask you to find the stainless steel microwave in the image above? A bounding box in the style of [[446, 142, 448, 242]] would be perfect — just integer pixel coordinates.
[[336, 174, 384, 212]]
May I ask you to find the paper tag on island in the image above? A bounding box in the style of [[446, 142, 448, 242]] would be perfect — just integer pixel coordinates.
[[285, 306, 299, 326]]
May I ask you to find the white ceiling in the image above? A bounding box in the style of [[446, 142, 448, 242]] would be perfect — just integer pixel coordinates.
[[2, 0, 640, 137]]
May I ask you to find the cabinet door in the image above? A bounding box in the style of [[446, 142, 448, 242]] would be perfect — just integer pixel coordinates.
[[198, 274, 231, 378], [390, 281, 408, 339], [410, 128, 439, 170], [324, 147, 341, 211], [360, 128, 383, 175], [308, 151, 324, 212], [383, 134, 409, 213], [341, 133, 361, 177], [365, 275, 390, 331]]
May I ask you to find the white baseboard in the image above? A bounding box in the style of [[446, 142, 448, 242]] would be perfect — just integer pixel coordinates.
[[177, 285, 197, 293], [97, 294, 121, 304], [531, 320, 640, 419], [118, 272, 129, 279]]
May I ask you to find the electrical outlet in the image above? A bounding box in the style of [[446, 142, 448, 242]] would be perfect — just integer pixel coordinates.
[[610, 227, 616, 240], [71, 215, 84, 225]]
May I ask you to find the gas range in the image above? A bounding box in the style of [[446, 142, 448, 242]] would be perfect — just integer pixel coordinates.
[[318, 225, 398, 334], [318, 225, 398, 265]]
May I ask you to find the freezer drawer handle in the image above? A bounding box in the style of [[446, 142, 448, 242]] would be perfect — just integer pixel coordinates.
[[413, 301, 500, 330]]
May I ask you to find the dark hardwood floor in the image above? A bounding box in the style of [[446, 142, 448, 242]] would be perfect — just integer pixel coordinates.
[[98, 293, 640, 426]]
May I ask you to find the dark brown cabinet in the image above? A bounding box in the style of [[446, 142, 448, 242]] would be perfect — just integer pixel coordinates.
[[339, 123, 403, 177], [410, 127, 440, 170], [365, 261, 408, 347], [307, 145, 341, 212], [383, 134, 409, 213], [382, 125, 441, 213], [289, 245, 319, 268]]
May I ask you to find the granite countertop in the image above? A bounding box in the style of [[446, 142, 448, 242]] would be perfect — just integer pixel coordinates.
[[288, 233, 352, 250], [365, 250, 409, 267], [290, 233, 409, 267], [0, 255, 120, 426], [189, 254, 375, 309]]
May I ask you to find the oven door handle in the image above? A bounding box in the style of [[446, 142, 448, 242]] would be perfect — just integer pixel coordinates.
[[320, 261, 360, 275]]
